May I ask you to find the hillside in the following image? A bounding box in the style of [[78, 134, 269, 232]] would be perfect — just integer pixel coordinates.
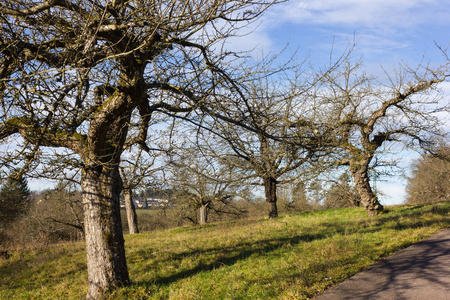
[[1, 202, 449, 299]]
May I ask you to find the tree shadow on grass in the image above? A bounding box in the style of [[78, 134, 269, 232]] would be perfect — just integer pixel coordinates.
[[132, 231, 329, 287], [373, 203, 450, 230], [130, 202, 450, 291], [326, 203, 450, 236]]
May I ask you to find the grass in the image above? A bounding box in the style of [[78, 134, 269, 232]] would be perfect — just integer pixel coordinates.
[[1, 202, 449, 299]]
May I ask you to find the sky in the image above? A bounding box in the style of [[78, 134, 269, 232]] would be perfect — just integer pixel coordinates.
[[231, 0, 450, 205], [28, 1, 450, 205], [237, 0, 450, 65]]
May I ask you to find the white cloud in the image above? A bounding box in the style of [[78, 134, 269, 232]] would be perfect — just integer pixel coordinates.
[[322, 32, 411, 59], [272, 0, 447, 31], [245, 0, 450, 68]]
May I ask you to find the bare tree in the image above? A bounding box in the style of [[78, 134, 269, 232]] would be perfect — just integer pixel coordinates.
[[322, 172, 360, 209], [196, 65, 334, 219], [169, 146, 245, 225], [314, 58, 449, 215], [120, 144, 165, 234], [0, 1, 279, 297], [406, 143, 450, 204], [277, 181, 311, 213], [43, 181, 85, 237]]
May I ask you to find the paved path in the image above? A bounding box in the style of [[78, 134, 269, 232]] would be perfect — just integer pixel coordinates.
[[315, 228, 450, 300]]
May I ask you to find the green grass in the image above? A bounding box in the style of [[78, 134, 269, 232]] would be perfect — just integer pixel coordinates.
[[1, 202, 449, 299]]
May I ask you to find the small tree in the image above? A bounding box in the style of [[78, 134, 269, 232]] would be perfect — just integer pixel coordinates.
[[307, 181, 324, 210], [120, 144, 165, 234], [170, 149, 245, 225], [291, 181, 310, 211], [278, 181, 310, 213], [322, 172, 360, 209], [406, 144, 450, 204], [42, 182, 84, 238]]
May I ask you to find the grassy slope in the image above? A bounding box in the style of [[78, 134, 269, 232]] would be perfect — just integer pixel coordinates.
[[1, 202, 449, 299]]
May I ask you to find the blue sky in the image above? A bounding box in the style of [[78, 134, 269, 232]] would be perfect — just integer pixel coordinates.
[[228, 0, 450, 205], [239, 0, 450, 66]]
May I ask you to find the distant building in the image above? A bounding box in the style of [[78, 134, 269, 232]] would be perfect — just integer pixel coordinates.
[[146, 197, 170, 208], [120, 197, 173, 209]]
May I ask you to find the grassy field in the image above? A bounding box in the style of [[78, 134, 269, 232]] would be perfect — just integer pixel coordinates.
[[1, 202, 449, 299]]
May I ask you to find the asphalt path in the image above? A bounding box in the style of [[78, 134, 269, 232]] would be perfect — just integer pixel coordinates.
[[314, 227, 450, 300]]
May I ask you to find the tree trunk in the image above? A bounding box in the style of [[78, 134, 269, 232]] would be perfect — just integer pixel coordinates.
[[81, 166, 130, 299], [199, 203, 209, 225], [124, 188, 139, 234], [350, 165, 383, 216], [264, 177, 278, 219]]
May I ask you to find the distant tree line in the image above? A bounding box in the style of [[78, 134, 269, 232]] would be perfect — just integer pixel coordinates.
[[406, 144, 450, 205]]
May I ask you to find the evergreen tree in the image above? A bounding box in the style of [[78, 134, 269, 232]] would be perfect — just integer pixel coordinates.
[[0, 173, 31, 226]]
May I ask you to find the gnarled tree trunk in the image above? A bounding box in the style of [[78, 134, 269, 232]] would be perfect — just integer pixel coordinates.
[[123, 188, 139, 234], [350, 161, 383, 216], [264, 176, 278, 219], [82, 165, 130, 299], [81, 85, 135, 298]]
